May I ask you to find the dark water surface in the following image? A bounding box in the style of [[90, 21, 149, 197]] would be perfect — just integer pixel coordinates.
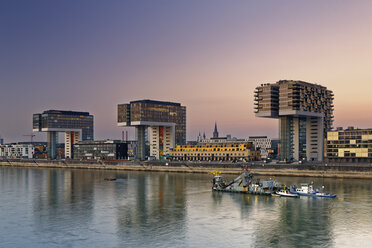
[[1, 167, 372, 248]]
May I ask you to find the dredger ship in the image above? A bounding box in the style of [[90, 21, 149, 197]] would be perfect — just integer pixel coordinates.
[[211, 170, 278, 195], [211, 170, 337, 198]]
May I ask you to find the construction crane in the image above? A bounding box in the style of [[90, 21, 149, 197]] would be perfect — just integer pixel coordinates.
[[23, 134, 35, 143]]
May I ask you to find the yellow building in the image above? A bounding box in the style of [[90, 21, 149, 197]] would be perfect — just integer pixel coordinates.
[[326, 127, 372, 163], [168, 143, 260, 162]]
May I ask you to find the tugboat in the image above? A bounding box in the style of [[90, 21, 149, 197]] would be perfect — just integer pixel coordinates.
[[290, 183, 337, 198], [211, 170, 277, 195], [290, 183, 315, 196]]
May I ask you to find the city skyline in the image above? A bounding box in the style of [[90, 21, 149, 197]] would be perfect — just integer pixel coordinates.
[[2, 0, 372, 143]]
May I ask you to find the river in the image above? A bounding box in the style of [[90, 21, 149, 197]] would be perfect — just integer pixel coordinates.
[[1, 166, 372, 247]]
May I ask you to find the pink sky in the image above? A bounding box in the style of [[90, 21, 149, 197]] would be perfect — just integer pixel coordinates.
[[1, 1, 372, 142]]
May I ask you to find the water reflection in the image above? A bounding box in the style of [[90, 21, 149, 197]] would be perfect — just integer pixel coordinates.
[[2, 167, 372, 247], [30, 170, 96, 246], [116, 173, 187, 246]]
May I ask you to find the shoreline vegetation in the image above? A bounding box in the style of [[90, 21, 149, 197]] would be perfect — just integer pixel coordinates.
[[1, 159, 372, 179]]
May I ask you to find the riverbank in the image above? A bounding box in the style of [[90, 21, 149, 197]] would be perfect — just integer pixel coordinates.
[[1, 159, 372, 179]]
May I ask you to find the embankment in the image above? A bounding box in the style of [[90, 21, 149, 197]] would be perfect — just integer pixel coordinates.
[[1, 159, 372, 179]]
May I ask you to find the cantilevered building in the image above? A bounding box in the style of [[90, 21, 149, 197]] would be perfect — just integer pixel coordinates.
[[118, 100, 186, 160], [33, 110, 94, 159], [254, 80, 334, 162]]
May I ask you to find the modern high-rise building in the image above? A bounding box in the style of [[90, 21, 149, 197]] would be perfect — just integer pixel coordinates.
[[254, 80, 334, 162], [33, 110, 94, 159], [117, 100, 186, 160]]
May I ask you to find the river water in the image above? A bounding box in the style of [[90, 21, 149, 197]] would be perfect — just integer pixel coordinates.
[[1, 167, 372, 248]]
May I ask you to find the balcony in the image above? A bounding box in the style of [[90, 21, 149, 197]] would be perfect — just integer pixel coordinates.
[[254, 89, 263, 93]]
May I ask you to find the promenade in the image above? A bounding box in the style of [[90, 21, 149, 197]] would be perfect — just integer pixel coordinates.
[[1, 159, 372, 179]]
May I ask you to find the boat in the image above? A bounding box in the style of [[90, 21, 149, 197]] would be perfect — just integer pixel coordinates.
[[313, 192, 337, 198], [271, 193, 281, 197], [211, 170, 278, 195], [275, 189, 299, 198], [290, 183, 337, 198], [210, 171, 335, 198], [290, 183, 315, 196], [104, 178, 117, 181]]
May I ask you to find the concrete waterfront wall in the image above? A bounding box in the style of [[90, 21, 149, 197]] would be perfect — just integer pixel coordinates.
[[1, 159, 372, 179]]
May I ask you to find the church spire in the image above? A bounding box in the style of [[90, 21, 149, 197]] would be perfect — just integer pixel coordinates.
[[213, 122, 219, 138], [197, 132, 202, 142]]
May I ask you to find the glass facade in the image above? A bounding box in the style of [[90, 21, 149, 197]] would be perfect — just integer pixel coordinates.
[[279, 116, 293, 161], [298, 117, 307, 160], [33, 110, 94, 140], [118, 100, 186, 145], [73, 140, 128, 160], [117, 104, 130, 125]]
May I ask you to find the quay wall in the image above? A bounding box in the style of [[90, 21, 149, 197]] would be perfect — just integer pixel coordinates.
[[1, 159, 372, 179]]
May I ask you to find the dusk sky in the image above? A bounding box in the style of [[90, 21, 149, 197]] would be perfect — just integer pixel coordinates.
[[1, 0, 372, 143]]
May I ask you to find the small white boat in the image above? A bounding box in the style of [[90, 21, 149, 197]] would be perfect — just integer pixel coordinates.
[[290, 183, 337, 198], [290, 183, 315, 196], [276, 189, 299, 198]]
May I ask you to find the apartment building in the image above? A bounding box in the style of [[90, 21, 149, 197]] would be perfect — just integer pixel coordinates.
[[0, 144, 34, 159], [254, 80, 334, 162]]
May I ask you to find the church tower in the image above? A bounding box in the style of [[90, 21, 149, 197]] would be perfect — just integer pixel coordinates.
[[213, 122, 219, 138]]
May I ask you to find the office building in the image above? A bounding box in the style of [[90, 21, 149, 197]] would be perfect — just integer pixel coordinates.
[[0, 138, 3, 145], [118, 100, 186, 160], [326, 127, 372, 163], [169, 142, 260, 162], [254, 80, 334, 162], [0, 144, 34, 159], [73, 140, 128, 160], [33, 110, 94, 159], [247, 136, 277, 159]]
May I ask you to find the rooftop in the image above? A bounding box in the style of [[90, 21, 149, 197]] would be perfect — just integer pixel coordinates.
[[40, 110, 91, 116], [129, 99, 182, 107]]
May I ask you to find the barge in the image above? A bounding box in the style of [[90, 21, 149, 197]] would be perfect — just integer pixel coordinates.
[[211, 170, 278, 195]]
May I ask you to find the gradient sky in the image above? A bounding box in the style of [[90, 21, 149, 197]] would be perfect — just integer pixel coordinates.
[[1, 0, 372, 143]]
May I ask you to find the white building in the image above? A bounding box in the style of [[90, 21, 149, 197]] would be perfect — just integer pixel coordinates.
[[247, 136, 273, 159], [0, 144, 34, 159], [149, 126, 175, 159]]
